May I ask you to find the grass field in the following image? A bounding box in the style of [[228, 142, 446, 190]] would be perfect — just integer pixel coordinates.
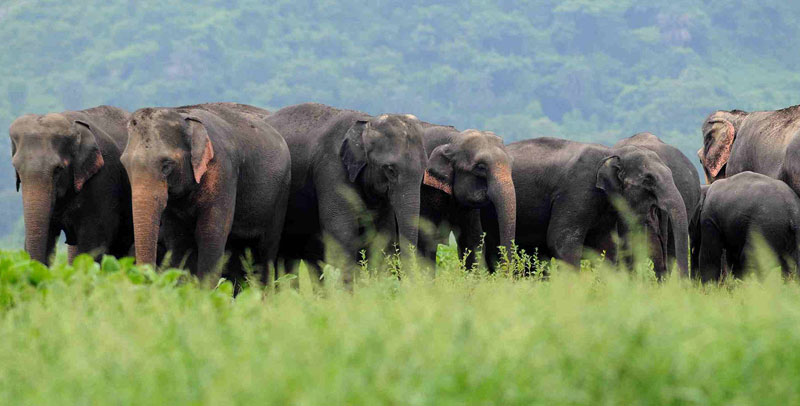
[[1, 243, 800, 405]]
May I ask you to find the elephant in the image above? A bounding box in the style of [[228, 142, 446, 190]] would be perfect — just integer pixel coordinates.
[[419, 125, 516, 266], [9, 105, 133, 264], [482, 137, 689, 277], [120, 102, 291, 280], [693, 171, 800, 281], [614, 133, 701, 274], [264, 103, 427, 275], [698, 106, 800, 193]]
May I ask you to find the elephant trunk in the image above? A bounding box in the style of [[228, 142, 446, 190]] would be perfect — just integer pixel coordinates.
[[646, 208, 670, 276], [488, 162, 517, 254], [391, 181, 421, 250], [130, 180, 167, 266], [21, 177, 55, 264], [661, 182, 689, 276]]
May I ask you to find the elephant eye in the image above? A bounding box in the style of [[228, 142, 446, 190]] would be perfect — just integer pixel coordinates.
[[473, 163, 488, 175], [382, 164, 397, 179], [161, 160, 176, 177]]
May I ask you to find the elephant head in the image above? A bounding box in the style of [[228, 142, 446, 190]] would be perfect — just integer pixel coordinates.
[[424, 129, 516, 254], [121, 108, 214, 266], [339, 114, 427, 249], [699, 110, 748, 182], [9, 114, 105, 263], [596, 147, 689, 276]]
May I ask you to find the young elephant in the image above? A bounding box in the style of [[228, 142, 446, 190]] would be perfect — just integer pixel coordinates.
[[9, 105, 132, 264], [694, 172, 800, 281], [121, 103, 291, 279], [482, 137, 689, 276], [419, 126, 516, 265]]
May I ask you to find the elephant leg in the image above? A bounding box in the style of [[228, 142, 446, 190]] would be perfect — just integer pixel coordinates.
[[546, 202, 592, 270], [75, 223, 111, 262], [223, 241, 247, 290], [778, 254, 792, 278], [698, 221, 724, 282], [480, 205, 501, 272], [585, 228, 616, 264], [455, 208, 483, 270], [418, 187, 446, 263], [256, 233, 282, 285], [316, 183, 362, 283], [195, 201, 236, 279], [67, 245, 79, 264], [793, 234, 800, 279]]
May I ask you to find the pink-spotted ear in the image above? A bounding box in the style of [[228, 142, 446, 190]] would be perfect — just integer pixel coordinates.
[[423, 144, 454, 195], [72, 120, 105, 192], [184, 116, 214, 183], [704, 119, 735, 178]]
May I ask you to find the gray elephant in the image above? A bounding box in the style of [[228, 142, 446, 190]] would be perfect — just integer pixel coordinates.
[[265, 103, 427, 274], [419, 125, 516, 266], [614, 133, 701, 273], [9, 105, 132, 264], [694, 171, 800, 281], [121, 103, 291, 280], [482, 137, 689, 276], [698, 106, 800, 192]]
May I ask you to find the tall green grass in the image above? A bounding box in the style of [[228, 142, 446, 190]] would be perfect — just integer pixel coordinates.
[[1, 243, 799, 405]]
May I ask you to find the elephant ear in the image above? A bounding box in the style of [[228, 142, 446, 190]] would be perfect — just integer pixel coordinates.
[[595, 155, 623, 193], [703, 119, 735, 178], [339, 120, 369, 183], [184, 116, 215, 184], [423, 144, 454, 195], [72, 120, 105, 192], [10, 139, 19, 192]]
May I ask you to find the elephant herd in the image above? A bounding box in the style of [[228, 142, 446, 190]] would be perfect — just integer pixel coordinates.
[[9, 101, 800, 283]]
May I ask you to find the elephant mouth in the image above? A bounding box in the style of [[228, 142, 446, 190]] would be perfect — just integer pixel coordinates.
[[458, 190, 490, 208]]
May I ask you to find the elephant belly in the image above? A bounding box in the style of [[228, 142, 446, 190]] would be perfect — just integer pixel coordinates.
[[231, 182, 285, 239], [514, 210, 551, 259]]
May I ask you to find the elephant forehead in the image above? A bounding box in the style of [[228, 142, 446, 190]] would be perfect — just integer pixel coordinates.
[[12, 114, 72, 137], [365, 127, 423, 151], [130, 112, 183, 142], [458, 131, 495, 149]]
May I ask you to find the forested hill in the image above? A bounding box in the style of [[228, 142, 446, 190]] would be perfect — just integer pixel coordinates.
[[0, 0, 799, 240]]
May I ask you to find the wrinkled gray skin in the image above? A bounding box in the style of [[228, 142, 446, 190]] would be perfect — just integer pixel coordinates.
[[9, 106, 132, 264], [419, 125, 516, 266], [482, 137, 689, 277], [693, 172, 800, 281], [615, 132, 700, 275], [689, 184, 710, 277], [265, 103, 427, 276], [121, 103, 291, 281], [698, 106, 800, 194]]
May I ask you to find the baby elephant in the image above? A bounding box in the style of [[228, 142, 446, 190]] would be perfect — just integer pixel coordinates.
[[694, 171, 800, 281]]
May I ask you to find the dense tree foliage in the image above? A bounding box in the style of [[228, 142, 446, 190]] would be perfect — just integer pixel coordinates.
[[0, 0, 798, 241]]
